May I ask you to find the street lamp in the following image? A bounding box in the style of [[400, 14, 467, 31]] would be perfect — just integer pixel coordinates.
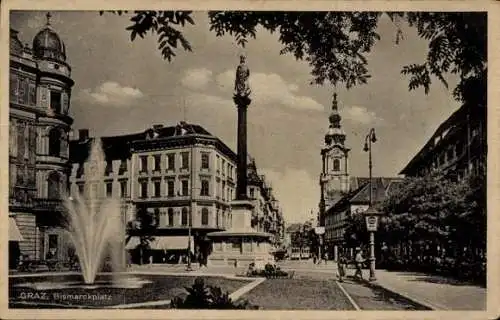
[[363, 128, 378, 281]]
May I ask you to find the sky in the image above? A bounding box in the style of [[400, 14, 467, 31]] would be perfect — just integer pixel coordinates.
[[10, 11, 461, 224]]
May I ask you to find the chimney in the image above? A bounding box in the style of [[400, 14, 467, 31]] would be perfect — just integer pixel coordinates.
[[78, 129, 89, 141]]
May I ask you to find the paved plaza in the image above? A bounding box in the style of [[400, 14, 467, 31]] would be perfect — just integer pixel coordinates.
[[76, 259, 486, 310]]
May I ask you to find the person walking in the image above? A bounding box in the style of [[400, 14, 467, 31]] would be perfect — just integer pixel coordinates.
[[354, 247, 365, 280], [337, 253, 346, 282]]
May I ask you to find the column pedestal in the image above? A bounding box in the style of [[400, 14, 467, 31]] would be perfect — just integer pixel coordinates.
[[207, 200, 273, 268]]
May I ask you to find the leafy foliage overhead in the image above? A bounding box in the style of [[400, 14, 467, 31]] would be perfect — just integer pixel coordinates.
[[101, 11, 486, 107]]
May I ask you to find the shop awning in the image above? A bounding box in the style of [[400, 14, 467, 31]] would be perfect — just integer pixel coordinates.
[[125, 237, 140, 250], [150, 236, 194, 252], [9, 217, 24, 242]]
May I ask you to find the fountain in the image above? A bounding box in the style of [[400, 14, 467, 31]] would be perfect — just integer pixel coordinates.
[[63, 138, 125, 284]]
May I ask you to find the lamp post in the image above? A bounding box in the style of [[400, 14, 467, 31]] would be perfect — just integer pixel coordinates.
[[363, 128, 378, 282], [186, 141, 195, 271]]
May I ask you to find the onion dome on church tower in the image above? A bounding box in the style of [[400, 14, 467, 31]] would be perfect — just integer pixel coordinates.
[[324, 93, 346, 146], [32, 12, 67, 62]]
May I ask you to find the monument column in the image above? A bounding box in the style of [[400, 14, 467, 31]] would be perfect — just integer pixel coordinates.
[[235, 95, 251, 200], [207, 54, 272, 268]]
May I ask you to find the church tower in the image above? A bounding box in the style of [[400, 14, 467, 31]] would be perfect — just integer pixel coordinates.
[[319, 93, 350, 225]]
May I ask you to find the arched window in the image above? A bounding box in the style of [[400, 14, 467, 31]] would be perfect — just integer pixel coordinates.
[[201, 208, 209, 226], [181, 207, 188, 226], [47, 171, 60, 199], [333, 159, 340, 172], [48, 128, 61, 157]]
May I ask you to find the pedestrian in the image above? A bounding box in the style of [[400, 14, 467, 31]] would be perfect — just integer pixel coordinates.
[[337, 253, 346, 282], [324, 252, 329, 265], [354, 247, 365, 280]]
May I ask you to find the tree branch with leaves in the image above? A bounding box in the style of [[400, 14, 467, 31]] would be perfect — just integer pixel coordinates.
[[100, 11, 486, 107]]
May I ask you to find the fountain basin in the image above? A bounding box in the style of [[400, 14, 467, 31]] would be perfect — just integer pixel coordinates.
[[9, 273, 251, 309]]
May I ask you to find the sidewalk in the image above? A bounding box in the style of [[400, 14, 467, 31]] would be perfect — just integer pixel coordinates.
[[368, 269, 486, 310]]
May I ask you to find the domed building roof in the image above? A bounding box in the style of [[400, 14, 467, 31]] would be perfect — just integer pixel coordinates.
[[32, 13, 66, 62]]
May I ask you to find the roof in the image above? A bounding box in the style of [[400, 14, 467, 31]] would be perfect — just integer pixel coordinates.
[[400, 103, 485, 175], [69, 122, 230, 163], [325, 177, 403, 214], [349, 177, 403, 204]]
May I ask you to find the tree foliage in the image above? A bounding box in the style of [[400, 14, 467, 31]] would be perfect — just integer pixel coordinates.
[[393, 12, 487, 105], [342, 171, 486, 263], [101, 11, 486, 107]]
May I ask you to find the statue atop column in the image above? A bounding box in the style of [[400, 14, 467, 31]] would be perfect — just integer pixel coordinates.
[[234, 54, 251, 98]]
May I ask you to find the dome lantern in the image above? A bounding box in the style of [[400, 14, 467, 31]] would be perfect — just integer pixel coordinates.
[[32, 12, 67, 62]]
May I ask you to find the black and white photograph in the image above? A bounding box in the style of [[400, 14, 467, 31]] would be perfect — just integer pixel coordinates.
[[2, 2, 497, 319]]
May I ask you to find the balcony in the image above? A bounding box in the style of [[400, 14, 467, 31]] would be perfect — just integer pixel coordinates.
[[34, 198, 65, 212]]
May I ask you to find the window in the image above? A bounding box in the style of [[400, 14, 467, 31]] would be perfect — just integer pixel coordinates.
[[48, 234, 58, 253], [62, 92, 69, 114], [216, 155, 220, 172], [153, 180, 161, 197], [201, 180, 210, 196], [216, 209, 220, 227], [154, 209, 160, 226], [77, 182, 84, 194], [9, 122, 16, 157], [29, 82, 36, 105], [105, 160, 113, 176], [140, 180, 148, 198], [18, 78, 27, 104], [76, 163, 84, 178], [47, 171, 60, 199], [221, 159, 226, 175], [119, 159, 127, 175], [153, 154, 161, 172], [139, 156, 148, 172], [333, 159, 340, 171], [201, 208, 209, 225], [10, 74, 18, 102], [226, 163, 230, 177], [23, 125, 30, 159], [17, 124, 24, 158], [167, 153, 175, 170], [105, 182, 113, 197], [249, 188, 255, 199], [181, 180, 189, 196], [222, 181, 226, 201], [181, 207, 188, 226], [167, 180, 175, 197], [50, 91, 62, 113], [201, 153, 210, 169], [181, 152, 189, 169], [168, 208, 174, 226], [120, 180, 127, 197], [447, 148, 455, 162], [48, 128, 61, 157]]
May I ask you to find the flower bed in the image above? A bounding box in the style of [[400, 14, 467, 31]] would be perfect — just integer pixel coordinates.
[[245, 263, 294, 279]]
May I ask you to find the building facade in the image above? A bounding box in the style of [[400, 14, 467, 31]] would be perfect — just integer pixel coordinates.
[[9, 14, 74, 266], [400, 103, 486, 180], [324, 177, 402, 260], [247, 158, 285, 247], [69, 122, 285, 263]]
